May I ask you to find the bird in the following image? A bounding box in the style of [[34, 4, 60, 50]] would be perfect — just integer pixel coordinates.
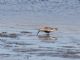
[[37, 26, 58, 35]]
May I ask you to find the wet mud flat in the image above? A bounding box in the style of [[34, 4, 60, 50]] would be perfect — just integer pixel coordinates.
[[0, 25, 80, 60]]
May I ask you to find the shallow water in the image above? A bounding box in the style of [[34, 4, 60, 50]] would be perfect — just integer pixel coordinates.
[[0, 0, 80, 60], [0, 25, 80, 60]]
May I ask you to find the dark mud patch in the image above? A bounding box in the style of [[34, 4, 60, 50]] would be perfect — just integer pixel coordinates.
[[0, 32, 19, 38], [36, 52, 80, 59], [5, 41, 34, 45], [13, 48, 52, 53], [61, 46, 76, 48], [0, 54, 10, 57], [20, 31, 32, 34], [13, 48, 40, 53]]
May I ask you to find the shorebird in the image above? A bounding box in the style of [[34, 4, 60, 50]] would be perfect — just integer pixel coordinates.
[[37, 26, 58, 35]]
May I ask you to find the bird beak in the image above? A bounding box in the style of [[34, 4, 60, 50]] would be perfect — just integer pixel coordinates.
[[37, 30, 40, 36]]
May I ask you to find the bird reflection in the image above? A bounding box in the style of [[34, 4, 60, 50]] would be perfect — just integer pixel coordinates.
[[38, 34, 57, 43]]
